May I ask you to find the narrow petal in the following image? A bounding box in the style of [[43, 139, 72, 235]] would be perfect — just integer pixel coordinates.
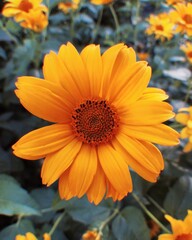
[[41, 138, 82, 186], [87, 162, 106, 205], [68, 145, 97, 198], [184, 210, 192, 231], [175, 113, 189, 125], [116, 133, 163, 174], [98, 144, 132, 194], [121, 124, 180, 146], [165, 215, 186, 236], [59, 168, 73, 200], [113, 64, 151, 106], [15, 77, 72, 123], [13, 124, 73, 160], [43, 51, 82, 100], [112, 138, 160, 182], [58, 42, 90, 97], [139, 87, 169, 101], [101, 43, 125, 97], [120, 100, 174, 125], [26, 233, 37, 240], [158, 234, 174, 240], [80, 45, 102, 97], [106, 180, 128, 201]]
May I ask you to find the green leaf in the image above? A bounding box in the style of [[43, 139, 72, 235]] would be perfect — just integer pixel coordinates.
[[163, 175, 192, 218], [112, 206, 150, 240], [0, 219, 35, 240], [0, 174, 40, 216]]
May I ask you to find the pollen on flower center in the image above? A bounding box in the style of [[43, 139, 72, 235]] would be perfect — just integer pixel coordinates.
[[71, 99, 119, 145], [19, 0, 33, 12], [176, 233, 192, 240]]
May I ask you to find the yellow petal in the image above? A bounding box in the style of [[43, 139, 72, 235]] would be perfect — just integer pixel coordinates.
[[59, 168, 74, 200], [120, 100, 174, 125], [26, 232, 37, 240], [80, 45, 102, 98], [176, 113, 189, 125], [165, 215, 186, 236], [158, 234, 174, 240], [15, 77, 72, 123], [139, 87, 168, 101], [41, 138, 82, 186], [13, 124, 73, 160], [87, 162, 106, 205], [122, 124, 179, 146], [58, 42, 90, 97], [68, 145, 97, 197], [98, 144, 132, 194]]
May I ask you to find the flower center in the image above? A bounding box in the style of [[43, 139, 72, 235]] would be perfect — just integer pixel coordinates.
[[156, 25, 164, 31], [188, 51, 192, 58], [71, 99, 119, 145], [19, 0, 33, 12], [176, 234, 192, 240], [183, 14, 192, 24]]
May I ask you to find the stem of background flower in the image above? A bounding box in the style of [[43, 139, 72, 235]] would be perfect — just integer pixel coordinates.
[[132, 192, 171, 234], [133, 0, 140, 49], [0, 21, 19, 45], [147, 195, 167, 214], [185, 77, 192, 103], [91, 6, 104, 43], [48, 211, 66, 236], [97, 207, 119, 237], [109, 4, 120, 43]]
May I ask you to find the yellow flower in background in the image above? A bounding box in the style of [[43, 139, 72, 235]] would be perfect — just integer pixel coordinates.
[[18, 9, 48, 32], [180, 42, 192, 63], [82, 230, 102, 240], [170, 3, 192, 36], [176, 107, 192, 152], [158, 210, 192, 240], [58, 0, 80, 14], [166, 0, 186, 6], [2, 0, 47, 19], [15, 232, 51, 240], [146, 13, 175, 41], [12, 42, 179, 205], [90, 0, 113, 5]]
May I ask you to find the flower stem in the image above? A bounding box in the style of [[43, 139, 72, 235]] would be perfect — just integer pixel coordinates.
[[98, 208, 119, 236], [49, 211, 66, 236], [91, 6, 104, 43], [109, 3, 120, 43], [147, 195, 167, 214], [132, 192, 171, 234]]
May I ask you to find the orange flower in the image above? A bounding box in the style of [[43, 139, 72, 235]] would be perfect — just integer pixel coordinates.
[[12, 43, 179, 204], [180, 41, 192, 63], [15, 232, 51, 240], [90, 0, 113, 5], [137, 52, 149, 61], [18, 8, 48, 32], [146, 13, 175, 41], [176, 107, 192, 152], [58, 0, 80, 14], [82, 230, 102, 240], [170, 3, 192, 36], [2, 0, 47, 19], [166, 0, 186, 5], [158, 210, 192, 240]]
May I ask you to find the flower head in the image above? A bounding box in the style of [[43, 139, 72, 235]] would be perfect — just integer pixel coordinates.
[[170, 3, 192, 36], [13, 42, 179, 204], [82, 230, 102, 240], [146, 13, 175, 41], [180, 41, 192, 63], [166, 0, 186, 6], [58, 0, 80, 14], [2, 0, 47, 18], [90, 0, 113, 5], [15, 232, 51, 240], [176, 107, 192, 152], [158, 210, 192, 240], [137, 52, 149, 61]]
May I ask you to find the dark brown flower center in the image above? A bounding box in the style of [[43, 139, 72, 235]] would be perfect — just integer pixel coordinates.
[[71, 99, 119, 145], [176, 234, 192, 240], [187, 51, 192, 58], [183, 14, 192, 24], [19, 0, 33, 12], [156, 25, 164, 31]]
